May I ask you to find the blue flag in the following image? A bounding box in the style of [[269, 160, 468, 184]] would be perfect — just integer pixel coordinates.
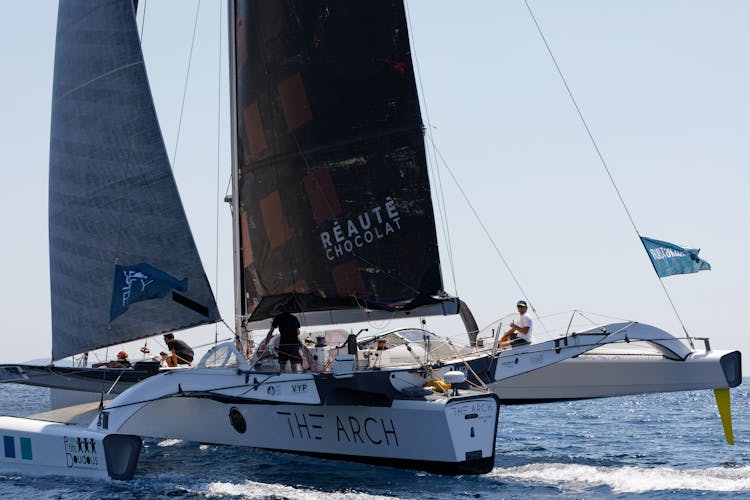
[[110, 263, 188, 321], [640, 237, 711, 278]]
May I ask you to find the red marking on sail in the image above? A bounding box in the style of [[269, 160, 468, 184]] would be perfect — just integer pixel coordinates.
[[373, 58, 407, 75], [243, 100, 267, 156], [332, 260, 366, 297], [277, 73, 313, 131], [240, 211, 254, 267], [303, 168, 341, 224], [260, 190, 291, 249], [236, 19, 248, 66]]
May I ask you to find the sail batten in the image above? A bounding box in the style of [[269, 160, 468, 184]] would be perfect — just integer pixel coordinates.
[[49, 0, 220, 360], [233, 0, 452, 325]]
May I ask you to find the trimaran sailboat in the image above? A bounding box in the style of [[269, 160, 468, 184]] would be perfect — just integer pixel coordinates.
[[0, 0, 740, 480]]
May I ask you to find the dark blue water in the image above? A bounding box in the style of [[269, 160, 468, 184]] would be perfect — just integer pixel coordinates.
[[0, 381, 747, 499]]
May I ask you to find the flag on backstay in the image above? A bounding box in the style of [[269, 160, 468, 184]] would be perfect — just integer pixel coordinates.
[[110, 263, 188, 320], [640, 236, 711, 278]]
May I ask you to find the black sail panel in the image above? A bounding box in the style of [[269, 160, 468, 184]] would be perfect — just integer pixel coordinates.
[[49, 0, 220, 360], [234, 0, 449, 325]]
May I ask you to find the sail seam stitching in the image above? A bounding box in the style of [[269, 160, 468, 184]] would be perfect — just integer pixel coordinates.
[[53, 60, 144, 103]]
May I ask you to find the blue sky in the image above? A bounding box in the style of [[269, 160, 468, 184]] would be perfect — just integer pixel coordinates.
[[0, 0, 747, 371]]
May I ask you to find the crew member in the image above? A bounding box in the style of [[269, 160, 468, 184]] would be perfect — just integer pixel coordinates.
[[499, 300, 533, 348], [93, 350, 131, 368], [263, 310, 302, 372], [161, 333, 194, 367]]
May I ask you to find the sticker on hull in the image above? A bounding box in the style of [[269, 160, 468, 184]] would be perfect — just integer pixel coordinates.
[[276, 411, 399, 447]]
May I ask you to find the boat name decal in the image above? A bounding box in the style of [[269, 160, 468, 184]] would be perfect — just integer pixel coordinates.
[[277, 411, 323, 441], [336, 416, 399, 446], [319, 197, 402, 261], [64, 436, 99, 468], [276, 411, 399, 447], [449, 401, 495, 419]]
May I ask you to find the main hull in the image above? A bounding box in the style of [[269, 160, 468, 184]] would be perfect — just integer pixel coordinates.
[[97, 369, 500, 475]]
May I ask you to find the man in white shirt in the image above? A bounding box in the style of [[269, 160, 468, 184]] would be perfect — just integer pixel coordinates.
[[499, 300, 533, 348]]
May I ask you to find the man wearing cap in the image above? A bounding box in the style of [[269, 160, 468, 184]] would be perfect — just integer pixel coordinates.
[[499, 300, 533, 348]]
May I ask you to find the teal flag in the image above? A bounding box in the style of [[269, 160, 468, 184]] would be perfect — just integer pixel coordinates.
[[640, 237, 711, 278], [110, 263, 188, 321]]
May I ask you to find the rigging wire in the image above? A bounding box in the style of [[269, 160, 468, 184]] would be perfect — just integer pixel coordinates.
[[404, 0, 459, 296], [405, 0, 550, 333], [100, 129, 136, 396], [522, 0, 693, 346], [170, 0, 202, 170], [424, 135, 549, 334], [137, 0, 148, 42]]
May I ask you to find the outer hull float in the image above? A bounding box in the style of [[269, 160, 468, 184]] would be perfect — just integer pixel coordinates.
[[0, 416, 141, 480]]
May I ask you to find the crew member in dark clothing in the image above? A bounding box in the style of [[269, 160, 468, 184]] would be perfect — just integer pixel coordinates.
[[161, 333, 194, 367], [262, 311, 301, 372]]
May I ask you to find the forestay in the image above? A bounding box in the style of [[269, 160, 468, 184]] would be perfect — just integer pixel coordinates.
[[49, 0, 220, 360]]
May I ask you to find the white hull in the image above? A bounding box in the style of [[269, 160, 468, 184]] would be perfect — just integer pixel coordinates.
[[471, 322, 742, 403], [96, 368, 500, 474], [491, 349, 740, 403], [0, 416, 141, 480]]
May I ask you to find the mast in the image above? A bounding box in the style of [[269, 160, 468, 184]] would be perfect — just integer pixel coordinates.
[[227, 0, 248, 355]]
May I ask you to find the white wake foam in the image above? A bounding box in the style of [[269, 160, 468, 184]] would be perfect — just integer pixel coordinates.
[[204, 480, 397, 499], [489, 463, 750, 493], [156, 438, 184, 447]]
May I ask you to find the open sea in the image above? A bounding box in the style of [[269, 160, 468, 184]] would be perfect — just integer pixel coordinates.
[[0, 381, 747, 499]]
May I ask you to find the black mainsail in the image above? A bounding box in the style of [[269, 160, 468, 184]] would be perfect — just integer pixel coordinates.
[[49, 0, 220, 360], [232, 0, 456, 327]]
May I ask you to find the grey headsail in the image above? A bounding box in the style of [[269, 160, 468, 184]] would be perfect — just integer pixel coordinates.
[[49, 0, 220, 360], [232, 0, 458, 328]]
